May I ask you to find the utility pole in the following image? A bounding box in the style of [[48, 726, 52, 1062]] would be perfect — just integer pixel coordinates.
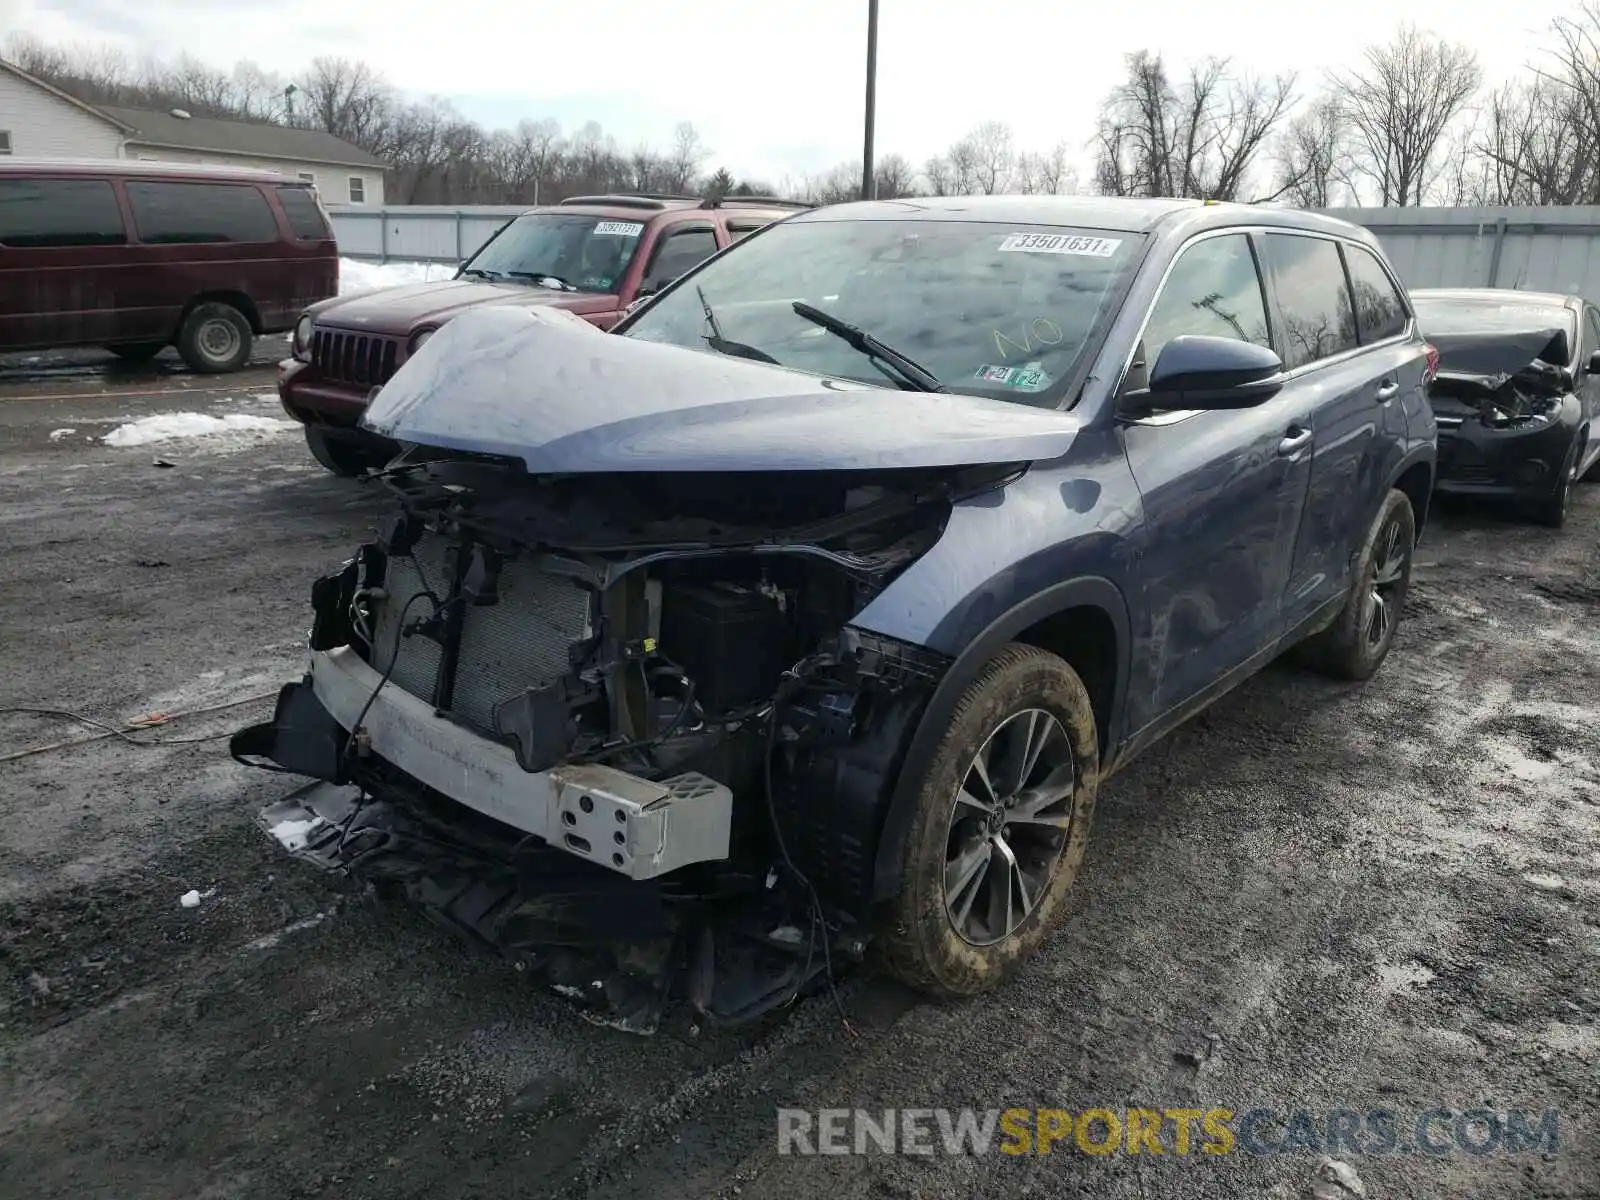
[[861, 0, 878, 201]]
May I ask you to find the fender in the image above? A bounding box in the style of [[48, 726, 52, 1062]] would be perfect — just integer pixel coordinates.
[[1383, 440, 1437, 540], [867, 575, 1132, 905]]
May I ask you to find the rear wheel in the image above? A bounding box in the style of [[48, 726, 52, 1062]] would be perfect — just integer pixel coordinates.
[[176, 302, 252, 373], [878, 643, 1099, 998], [106, 341, 166, 362], [305, 426, 385, 477], [1299, 488, 1416, 681]]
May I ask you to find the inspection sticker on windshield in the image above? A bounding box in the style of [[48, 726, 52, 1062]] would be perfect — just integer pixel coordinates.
[[593, 221, 644, 237], [998, 232, 1121, 257], [975, 362, 1052, 391]]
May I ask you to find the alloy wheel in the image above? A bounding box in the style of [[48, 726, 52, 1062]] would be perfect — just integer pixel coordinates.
[[1365, 516, 1409, 647], [942, 708, 1077, 947]]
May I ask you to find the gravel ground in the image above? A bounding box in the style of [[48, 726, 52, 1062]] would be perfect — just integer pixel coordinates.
[[0, 370, 1596, 1200]]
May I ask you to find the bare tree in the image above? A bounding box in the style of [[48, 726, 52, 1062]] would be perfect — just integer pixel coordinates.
[[1331, 25, 1481, 206], [1271, 96, 1358, 206], [873, 153, 918, 199], [1093, 52, 1296, 200], [663, 122, 708, 193]]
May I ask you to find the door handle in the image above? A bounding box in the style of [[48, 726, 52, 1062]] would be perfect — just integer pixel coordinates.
[[1375, 379, 1400, 401], [1278, 427, 1313, 456]]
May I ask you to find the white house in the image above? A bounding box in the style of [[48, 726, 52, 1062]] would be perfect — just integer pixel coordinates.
[[0, 59, 387, 205]]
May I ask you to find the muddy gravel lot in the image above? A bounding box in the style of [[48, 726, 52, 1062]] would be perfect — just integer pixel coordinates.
[[1, 366, 1597, 1200]]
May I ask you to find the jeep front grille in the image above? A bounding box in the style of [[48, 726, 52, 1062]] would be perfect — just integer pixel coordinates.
[[312, 327, 402, 387], [368, 536, 594, 736]]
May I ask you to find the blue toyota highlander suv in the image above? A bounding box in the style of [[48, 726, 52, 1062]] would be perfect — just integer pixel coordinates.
[[235, 196, 1437, 1030]]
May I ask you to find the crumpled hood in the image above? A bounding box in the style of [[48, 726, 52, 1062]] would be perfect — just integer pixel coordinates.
[[311, 278, 602, 331], [360, 306, 1084, 473], [1429, 327, 1570, 381]]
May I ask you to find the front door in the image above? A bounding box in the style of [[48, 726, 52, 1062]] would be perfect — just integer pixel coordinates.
[[1119, 231, 1315, 731]]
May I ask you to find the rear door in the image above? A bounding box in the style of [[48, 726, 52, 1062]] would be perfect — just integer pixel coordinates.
[[0, 175, 129, 350], [1119, 230, 1315, 726], [1583, 306, 1600, 477], [118, 179, 285, 338], [1260, 233, 1407, 636]]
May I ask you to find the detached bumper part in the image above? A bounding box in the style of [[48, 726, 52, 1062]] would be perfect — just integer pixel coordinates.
[[241, 647, 733, 880]]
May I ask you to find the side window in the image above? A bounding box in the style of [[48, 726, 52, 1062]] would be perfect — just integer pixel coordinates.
[[0, 178, 126, 247], [1259, 233, 1359, 369], [276, 185, 331, 240], [1342, 243, 1408, 344], [641, 226, 719, 292], [1585, 306, 1600, 358], [727, 219, 771, 243], [125, 182, 278, 244], [1140, 233, 1271, 375]]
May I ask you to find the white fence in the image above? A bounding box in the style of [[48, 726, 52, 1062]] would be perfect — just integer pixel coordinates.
[[326, 203, 1600, 298]]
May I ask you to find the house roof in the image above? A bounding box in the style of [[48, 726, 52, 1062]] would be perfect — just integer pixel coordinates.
[[98, 106, 387, 170]]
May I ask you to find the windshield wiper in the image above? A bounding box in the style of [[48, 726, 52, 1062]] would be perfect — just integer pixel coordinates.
[[504, 271, 576, 291], [459, 267, 502, 280], [698, 285, 782, 365], [790, 300, 945, 392]]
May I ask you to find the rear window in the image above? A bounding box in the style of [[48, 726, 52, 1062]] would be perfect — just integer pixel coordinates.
[[621, 219, 1141, 406], [1412, 294, 1576, 350], [126, 181, 278, 244], [0, 178, 126, 247], [1342, 244, 1409, 344], [276, 185, 330, 240]]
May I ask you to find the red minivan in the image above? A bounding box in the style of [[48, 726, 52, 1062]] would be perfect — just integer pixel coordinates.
[[0, 158, 338, 372]]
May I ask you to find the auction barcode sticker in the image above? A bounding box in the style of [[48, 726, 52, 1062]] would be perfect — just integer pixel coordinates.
[[594, 221, 644, 237], [998, 233, 1122, 257]]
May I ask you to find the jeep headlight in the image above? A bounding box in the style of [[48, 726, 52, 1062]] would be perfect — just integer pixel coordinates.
[[409, 327, 436, 354], [292, 313, 314, 362]]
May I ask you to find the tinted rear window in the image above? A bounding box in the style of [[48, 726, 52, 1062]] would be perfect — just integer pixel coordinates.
[[276, 185, 330, 240], [1258, 233, 1358, 369], [126, 181, 278, 244], [1342, 244, 1409, 343], [0, 178, 126, 247]]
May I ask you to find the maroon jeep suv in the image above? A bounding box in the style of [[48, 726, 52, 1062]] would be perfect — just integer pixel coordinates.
[[279, 193, 809, 473]]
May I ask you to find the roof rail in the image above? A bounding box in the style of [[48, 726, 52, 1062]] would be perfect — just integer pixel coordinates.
[[699, 195, 814, 210], [558, 192, 703, 210]]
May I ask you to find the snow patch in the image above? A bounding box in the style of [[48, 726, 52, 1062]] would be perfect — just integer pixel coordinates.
[[48, 428, 77, 441], [102, 412, 297, 448], [267, 816, 324, 851], [340, 257, 456, 294]]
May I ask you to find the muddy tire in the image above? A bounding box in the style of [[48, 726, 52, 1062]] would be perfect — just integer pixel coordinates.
[[176, 302, 252, 373], [106, 341, 166, 362], [305, 427, 384, 477], [1531, 438, 1580, 528], [877, 643, 1099, 999], [1299, 488, 1416, 681]]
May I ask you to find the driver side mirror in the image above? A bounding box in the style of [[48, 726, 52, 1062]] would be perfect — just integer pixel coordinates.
[[1125, 335, 1286, 413]]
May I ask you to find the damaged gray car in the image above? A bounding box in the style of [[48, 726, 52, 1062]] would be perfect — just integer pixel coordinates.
[[233, 197, 1436, 1032]]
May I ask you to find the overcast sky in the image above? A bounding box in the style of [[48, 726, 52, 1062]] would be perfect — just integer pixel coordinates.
[[1, 0, 1578, 183]]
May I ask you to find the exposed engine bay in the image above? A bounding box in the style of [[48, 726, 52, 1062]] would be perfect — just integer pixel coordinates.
[[1427, 326, 1570, 429], [232, 452, 1012, 1031]]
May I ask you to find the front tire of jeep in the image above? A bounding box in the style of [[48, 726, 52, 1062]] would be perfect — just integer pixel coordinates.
[[304, 426, 384, 477], [1298, 487, 1416, 681], [878, 643, 1100, 999]]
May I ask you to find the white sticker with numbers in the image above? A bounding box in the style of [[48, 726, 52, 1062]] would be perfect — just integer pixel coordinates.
[[593, 221, 644, 237], [998, 232, 1122, 257]]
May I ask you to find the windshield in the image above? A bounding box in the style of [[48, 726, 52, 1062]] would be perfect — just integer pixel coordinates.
[[620, 219, 1142, 406], [462, 212, 645, 294], [1413, 295, 1576, 350]]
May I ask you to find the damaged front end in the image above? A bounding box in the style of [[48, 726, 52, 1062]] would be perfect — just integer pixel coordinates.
[[233, 454, 989, 1032], [1427, 326, 1583, 495]]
